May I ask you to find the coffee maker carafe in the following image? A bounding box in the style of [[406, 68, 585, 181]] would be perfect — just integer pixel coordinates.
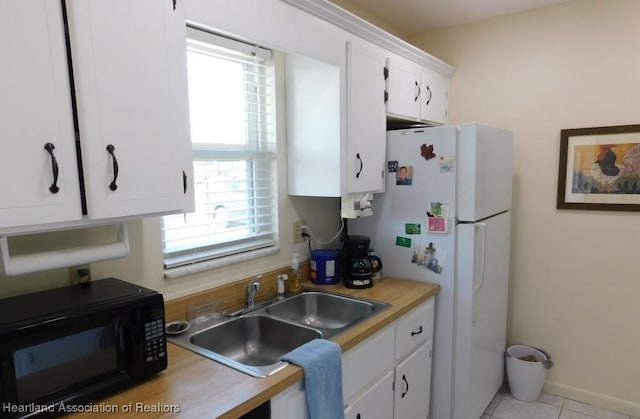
[[342, 235, 382, 289]]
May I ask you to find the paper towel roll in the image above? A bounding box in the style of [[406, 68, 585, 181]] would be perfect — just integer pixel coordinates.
[[0, 223, 130, 276]]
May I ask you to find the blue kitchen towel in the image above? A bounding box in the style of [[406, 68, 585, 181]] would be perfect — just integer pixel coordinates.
[[281, 338, 345, 419]]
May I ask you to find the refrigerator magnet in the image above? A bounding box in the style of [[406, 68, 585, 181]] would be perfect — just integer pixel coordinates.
[[395, 165, 413, 185], [395, 236, 412, 248], [421, 144, 436, 160], [428, 217, 448, 233], [430, 202, 450, 218], [411, 242, 446, 274], [387, 160, 399, 172], [405, 223, 421, 234], [440, 155, 454, 173]]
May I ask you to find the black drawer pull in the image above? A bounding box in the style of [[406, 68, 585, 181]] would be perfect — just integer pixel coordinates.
[[44, 143, 60, 193], [411, 325, 423, 336]]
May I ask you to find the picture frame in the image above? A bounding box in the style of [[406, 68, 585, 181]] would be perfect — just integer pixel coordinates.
[[557, 124, 640, 211]]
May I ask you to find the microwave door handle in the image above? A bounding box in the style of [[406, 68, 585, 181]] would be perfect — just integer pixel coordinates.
[[117, 319, 134, 361]]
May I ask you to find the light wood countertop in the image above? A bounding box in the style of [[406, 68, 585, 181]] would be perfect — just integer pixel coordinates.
[[68, 277, 439, 419]]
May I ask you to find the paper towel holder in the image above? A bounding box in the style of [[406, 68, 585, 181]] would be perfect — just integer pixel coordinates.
[[0, 223, 130, 277]]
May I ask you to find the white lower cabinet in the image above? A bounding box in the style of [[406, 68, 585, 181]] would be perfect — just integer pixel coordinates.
[[270, 381, 309, 419], [345, 370, 394, 419], [271, 297, 435, 419], [394, 342, 432, 419]]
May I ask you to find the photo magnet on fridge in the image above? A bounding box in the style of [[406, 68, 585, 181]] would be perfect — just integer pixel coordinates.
[[411, 242, 446, 274], [396, 165, 413, 185]]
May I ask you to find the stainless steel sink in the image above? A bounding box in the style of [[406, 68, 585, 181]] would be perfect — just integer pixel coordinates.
[[266, 291, 388, 337], [167, 289, 389, 377], [171, 315, 321, 377]]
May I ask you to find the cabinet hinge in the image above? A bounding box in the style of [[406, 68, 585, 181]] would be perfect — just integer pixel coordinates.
[[384, 90, 388, 103], [429, 349, 432, 358], [382, 170, 384, 179], [383, 66, 389, 80]]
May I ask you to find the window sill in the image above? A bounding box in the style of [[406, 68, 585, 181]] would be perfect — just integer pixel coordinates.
[[164, 246, 280, 279]]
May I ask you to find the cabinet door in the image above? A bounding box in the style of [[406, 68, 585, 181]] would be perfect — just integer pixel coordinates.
[[0, 0, 82, 229], [345, 370, 394, 419], [385, 54, 421, 121], [66, 0, 193, 220], [343, 324, 395, 402], [346, 40, 387, 194], [271, 381, 310, 419], [419, 68, 449, 125], [394, 342, 432, 419]]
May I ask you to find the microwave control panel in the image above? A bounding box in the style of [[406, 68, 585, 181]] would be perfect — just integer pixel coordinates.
[[143, 307, 166, 363]]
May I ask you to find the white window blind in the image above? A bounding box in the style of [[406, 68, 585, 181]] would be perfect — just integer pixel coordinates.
[[162, 27, 277, 272]]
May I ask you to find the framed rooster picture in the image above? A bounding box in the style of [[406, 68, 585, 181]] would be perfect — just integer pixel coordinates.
[[557, 124, 640, 210]]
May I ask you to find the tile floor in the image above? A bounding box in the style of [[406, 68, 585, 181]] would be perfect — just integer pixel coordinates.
[[482, 389, 639, 419]]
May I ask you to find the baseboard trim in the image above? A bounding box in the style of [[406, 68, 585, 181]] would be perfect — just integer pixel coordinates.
[[544, 381, 640, 417]]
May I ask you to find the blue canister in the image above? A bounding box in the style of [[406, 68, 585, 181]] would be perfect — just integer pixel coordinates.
[[310, 249, 341, 285]]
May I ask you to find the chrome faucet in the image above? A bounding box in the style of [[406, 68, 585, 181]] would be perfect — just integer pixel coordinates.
[[247, 275, 262, 308]]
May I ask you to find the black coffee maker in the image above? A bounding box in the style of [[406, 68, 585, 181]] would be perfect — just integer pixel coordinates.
[[342, 235, 382, 289]]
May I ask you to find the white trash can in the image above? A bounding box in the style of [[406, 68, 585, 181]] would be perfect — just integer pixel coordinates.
[[506, 345, 554, 402]]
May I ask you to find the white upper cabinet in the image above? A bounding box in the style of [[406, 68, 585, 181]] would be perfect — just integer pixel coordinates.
[[420, 67, 450, 125], [66, 0, 194, 220], [0, 0, 82, 229], [386, 52, 450, 125], [0, 0, 193, 233], [346, 39, 388, 194], [386, 54, 423, 122], [286, 38, 387, 197]]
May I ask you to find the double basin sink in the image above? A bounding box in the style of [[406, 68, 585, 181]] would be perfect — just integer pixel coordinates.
[[167, 289, 389, 377]]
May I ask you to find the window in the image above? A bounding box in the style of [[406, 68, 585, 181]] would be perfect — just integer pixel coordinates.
[[161, 27, 277, 276]]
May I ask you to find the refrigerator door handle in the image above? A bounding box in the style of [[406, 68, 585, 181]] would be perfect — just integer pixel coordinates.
[[473, 222, 488, 323]]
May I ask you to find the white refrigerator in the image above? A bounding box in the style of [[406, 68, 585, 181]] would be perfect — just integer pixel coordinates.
[[350, 123, 513, 419]]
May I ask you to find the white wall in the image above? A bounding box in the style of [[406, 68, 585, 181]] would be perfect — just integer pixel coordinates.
[[411, 0, 640, 415]]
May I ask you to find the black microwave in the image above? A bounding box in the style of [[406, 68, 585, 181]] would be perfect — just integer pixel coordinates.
[[0, 278, 167, 418]]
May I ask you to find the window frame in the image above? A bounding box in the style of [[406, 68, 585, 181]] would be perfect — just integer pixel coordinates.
[[161, 27, 279, 277]]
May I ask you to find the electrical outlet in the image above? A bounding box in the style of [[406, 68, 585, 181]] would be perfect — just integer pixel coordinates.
[[293, 219, 307, 243]]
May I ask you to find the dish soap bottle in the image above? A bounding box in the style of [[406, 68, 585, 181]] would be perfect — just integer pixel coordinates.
[[290, 253, 302, 293]]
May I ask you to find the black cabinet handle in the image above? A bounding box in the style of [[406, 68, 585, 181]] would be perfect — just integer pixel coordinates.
[[401, 374, 409, 398], [356, 153, 363, 179], [44, 143, 60, 193], [411, 325, 423, 336], [356, 414, 361, 419], [425, 85, 432, 105], [414, 81, 421, 102], [106, 144, 119, 191], [183, 170, 187, 194]]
